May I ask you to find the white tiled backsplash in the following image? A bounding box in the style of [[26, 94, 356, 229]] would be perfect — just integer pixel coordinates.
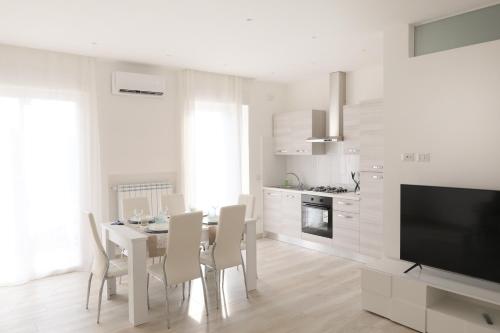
[[285, 143, 359, 189]]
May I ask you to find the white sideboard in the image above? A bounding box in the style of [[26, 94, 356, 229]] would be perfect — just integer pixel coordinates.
[[362, 259, 500, 333]]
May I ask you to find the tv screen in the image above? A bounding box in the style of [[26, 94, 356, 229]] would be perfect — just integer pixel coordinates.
[[401, 184, 500, 283]]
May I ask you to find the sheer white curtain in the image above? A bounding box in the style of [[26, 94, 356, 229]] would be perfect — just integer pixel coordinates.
[[0, 45, 101, 286], [180, 70, 243, 212]]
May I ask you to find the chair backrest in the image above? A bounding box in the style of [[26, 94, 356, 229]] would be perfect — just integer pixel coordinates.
[[87, 213, 108, 278], [162, 193, 186, 217], [238, 194, 255, 219], [163, 211, 203, 285], [122, 196, 150, 220], [214, 205, 246, 269]]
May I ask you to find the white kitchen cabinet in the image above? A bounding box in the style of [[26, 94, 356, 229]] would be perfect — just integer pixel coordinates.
[[263, 189, 282, 234], [273, 110, 326, 155], [281, 192, 301, 239], [360, 101, 383, 172], [332, 199, 360, 253], [263, 189, 301, 239], [342, 104, 360, 155], [360, 171, 384, 258]]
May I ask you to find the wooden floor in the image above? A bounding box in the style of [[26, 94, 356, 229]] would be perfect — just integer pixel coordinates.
[[0, 238, 414, 333]]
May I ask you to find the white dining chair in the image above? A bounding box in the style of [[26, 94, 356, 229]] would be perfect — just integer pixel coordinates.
[[161, 193, 186, 217], [86, 213, 128, 324], [146, 211, 208, 328], [200, 204, 248, 309], [122, 196, 150, 220]]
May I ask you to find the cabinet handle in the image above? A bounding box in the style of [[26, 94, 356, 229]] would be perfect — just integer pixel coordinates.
[[336, 201, 351, 205], [348, 148, 359, 153], [372, 165, 383, 170], [337, 214, 352, 219], [296, 149, 307, 153], [276, 149, 288, 153], [372, 175, 383, 180]]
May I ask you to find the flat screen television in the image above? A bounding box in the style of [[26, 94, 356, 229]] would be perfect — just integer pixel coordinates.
[[401, 184, 500, 283]]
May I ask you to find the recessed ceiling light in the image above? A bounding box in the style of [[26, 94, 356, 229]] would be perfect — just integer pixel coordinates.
[[246, 18, 253, 22]]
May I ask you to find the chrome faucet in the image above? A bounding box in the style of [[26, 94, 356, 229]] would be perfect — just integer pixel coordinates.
[[286, 172, 303, 190]]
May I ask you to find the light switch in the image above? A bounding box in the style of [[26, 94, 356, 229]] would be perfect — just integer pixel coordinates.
[[401, 153, 415, 162], [417, 153, 431, 162]]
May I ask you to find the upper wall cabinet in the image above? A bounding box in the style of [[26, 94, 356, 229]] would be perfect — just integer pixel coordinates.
[[342, 105, 361, 155], [273, 110, 326, 155], [360, 101, 384, 172]]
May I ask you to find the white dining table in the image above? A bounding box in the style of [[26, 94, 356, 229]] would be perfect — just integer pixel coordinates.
[[101, 217, 257, 326]]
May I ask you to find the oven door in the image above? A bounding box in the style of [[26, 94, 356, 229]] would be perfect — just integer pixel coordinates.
[[301, 203, 332, 238]]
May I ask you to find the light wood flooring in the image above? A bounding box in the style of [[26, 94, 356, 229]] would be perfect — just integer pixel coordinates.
[[0, 238, 414, 333]]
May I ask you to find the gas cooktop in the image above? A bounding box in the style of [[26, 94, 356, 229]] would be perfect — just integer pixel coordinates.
[[308, 186, 348, 194]]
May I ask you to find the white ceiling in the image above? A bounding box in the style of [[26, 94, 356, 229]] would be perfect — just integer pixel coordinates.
[[0, 0, 496, 81]]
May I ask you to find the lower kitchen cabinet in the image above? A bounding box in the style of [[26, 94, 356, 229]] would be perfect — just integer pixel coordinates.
[[281, 192, 301, 238], [263, 189, 282, 234], [263, 189, 301, 239], [360, 171, 384, 258]]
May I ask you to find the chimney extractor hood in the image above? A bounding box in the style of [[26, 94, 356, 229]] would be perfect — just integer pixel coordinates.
[[306, 71, 346, 142]]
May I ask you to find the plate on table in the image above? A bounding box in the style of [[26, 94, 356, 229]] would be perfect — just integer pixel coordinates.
[[128, 216, 154, 224], [145, 224, 169, 234], [203, 216, 218, 225]]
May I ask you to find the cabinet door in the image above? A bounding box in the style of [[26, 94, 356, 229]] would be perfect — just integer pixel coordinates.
[[281, 192, 301, 239], [273, 110, 325, 155], [273, 113, 292, 154], [343, 105, 360, 155], [263, 190, 282, 234], [360, 172, 384, 257], [360, 102, 383, 172]]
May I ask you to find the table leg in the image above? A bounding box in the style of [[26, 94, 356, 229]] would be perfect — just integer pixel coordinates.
[[245, 221, 257, 291], [128, 238, 148, 326], [103, 229, 116, 300]]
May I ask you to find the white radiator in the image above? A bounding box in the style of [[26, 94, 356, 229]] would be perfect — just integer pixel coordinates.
[[113, 182, 173, 220]]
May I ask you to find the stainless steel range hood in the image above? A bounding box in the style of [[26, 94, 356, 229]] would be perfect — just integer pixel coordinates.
[[306, 71, 346, 142]]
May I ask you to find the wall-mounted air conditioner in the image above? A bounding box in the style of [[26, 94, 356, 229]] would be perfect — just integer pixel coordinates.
[[111, 71, 165, 97]]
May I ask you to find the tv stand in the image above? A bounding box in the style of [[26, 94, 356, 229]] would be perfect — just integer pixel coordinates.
[[362, 258, 500, 332], [404, 262, 422, 274]]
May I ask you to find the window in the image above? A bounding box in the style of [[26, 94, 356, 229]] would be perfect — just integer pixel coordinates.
[[185, 101, 248, 212], [0, 95, 83, 285]]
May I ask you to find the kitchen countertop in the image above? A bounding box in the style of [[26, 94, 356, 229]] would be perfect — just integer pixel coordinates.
[[263, 186, 360, 201]]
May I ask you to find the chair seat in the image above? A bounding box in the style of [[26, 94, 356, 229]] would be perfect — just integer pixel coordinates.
[[147, 263, 165, 281], [107, 258, 128, 278]]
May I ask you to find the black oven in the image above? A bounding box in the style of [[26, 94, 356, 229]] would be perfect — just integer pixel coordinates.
[[301, 194, 332, 238]]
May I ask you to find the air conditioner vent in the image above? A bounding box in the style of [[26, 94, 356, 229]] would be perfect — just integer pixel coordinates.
[[112, 72, 165, 97]]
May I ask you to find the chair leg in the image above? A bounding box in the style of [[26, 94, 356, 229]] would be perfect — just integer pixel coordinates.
[[86, 273, 93, 310], [182, 282, 185, 300], [164, 282, 170, 329], [97, 278, 106, 324], [221, 269, 225, 290], [199, 267, 209, 316], [146, 273, 150, 310], [240, 252, 249, 299], [188, 280, 192, 298], [215, 269, 220, 310]]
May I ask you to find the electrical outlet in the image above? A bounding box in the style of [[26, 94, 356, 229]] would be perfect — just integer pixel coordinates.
[[401, 153, 415, 162], [417, 153, 431, 162]]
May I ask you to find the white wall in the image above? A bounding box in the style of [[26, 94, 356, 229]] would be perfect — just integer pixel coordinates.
[[384, 25, 500, 258], [282, 65, 384, 188], [245, 80, 287, 233], [95, 60, 181, 221]]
